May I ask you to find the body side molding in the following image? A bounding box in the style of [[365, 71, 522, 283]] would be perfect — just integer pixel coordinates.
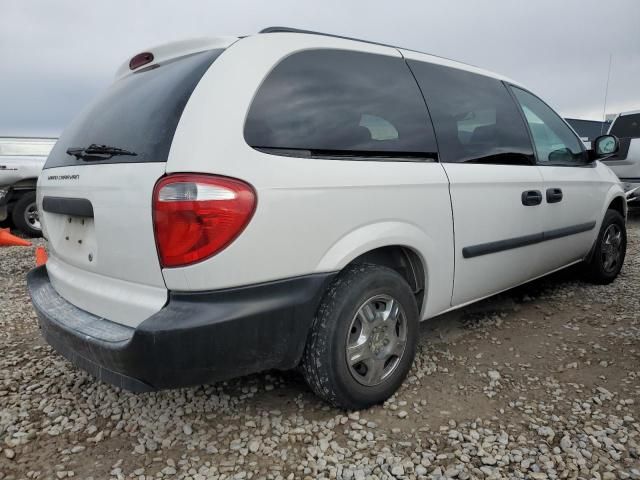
[[462, 221, 596, 259]]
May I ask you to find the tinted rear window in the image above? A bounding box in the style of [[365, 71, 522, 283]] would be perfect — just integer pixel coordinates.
[[45, 49, 223, 169], [408, 61, 535, 165], [244, 49, 438, 159], [610, 114, 640, 139]]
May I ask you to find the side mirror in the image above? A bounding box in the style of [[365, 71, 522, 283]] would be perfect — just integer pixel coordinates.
[[592, 134, 619, 160]]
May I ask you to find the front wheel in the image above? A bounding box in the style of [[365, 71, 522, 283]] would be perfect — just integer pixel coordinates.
[[301, 264, 419, 410], [12, 191, 42, 237], [583, 209, 626, 284]]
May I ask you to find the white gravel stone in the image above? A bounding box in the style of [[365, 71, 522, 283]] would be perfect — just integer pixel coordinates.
[[391, 464, 404, 476]]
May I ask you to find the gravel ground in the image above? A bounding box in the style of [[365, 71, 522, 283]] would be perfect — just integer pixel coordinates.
[[1, 212, 639, 480]]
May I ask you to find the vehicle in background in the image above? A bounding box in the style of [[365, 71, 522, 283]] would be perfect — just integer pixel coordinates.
[[565, 117, 611, 142], [603, 110, 640, 204], [0, 137, 56, 235]]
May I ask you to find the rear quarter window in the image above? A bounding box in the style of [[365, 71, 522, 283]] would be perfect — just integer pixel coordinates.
[[45, 49, 224, 169], [244, 49, 438, 160], [407, 61, 535, 165]]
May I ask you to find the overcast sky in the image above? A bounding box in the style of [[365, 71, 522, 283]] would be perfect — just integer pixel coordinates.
[[1, 0, 639, 137]]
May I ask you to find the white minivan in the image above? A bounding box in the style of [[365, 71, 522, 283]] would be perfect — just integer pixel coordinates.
[[28, 28, 627, 409]]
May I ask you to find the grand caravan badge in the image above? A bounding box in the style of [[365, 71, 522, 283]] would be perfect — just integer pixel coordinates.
[[47, 174, 80, 181]]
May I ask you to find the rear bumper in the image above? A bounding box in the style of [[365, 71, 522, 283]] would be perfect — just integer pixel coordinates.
[[27, 266, 334, 392]]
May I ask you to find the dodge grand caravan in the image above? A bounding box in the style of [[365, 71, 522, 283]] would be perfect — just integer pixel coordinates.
[[28, 28, 627, 409]]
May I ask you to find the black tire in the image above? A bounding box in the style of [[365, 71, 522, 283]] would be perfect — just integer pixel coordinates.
[[583, 209, 626, 284], [301, 264, 419, 410], [11, 191, 41, 237]]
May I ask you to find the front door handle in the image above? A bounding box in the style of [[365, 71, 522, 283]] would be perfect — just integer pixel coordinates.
[[546, 188, 563, 203], [521, 190, 543, 206]]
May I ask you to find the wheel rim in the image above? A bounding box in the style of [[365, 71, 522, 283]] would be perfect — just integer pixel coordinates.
[[601, 223, 622, 274], [24, 202, 41, 231], [345, 294, 407, 387]]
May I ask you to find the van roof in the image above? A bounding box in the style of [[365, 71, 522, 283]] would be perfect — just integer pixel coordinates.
[[259, 27, 516, 83], [118, 28, 519, 86], [260, 26, 423, 51]]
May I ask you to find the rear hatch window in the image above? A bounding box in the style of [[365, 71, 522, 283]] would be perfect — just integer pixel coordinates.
[[610, 114, 640, 139], [45, 48, 224, 169], [39, 47, 224, 327]]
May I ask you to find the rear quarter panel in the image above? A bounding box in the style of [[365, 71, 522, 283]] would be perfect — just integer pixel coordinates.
[[163, 34, 455, 319]]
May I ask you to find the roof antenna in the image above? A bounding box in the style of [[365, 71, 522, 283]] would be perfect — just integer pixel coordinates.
[[601, 53, 613, 135]]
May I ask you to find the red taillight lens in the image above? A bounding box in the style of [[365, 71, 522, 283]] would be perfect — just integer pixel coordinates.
[[152, 174, 256, 268]]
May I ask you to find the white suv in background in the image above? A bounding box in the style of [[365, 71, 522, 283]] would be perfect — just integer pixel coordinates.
[[602, 110, 640, 203], [28, 28, 626, 410]]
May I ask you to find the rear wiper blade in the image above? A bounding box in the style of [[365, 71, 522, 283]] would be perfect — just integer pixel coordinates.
[[66, 144, 138, 161]]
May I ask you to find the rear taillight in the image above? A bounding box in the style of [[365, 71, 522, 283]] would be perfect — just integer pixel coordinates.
[[152, 174, 256, 268]]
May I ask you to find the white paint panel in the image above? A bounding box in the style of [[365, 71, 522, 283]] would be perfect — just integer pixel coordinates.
[[46, 255, 167, 327], [537, 163, 607, 267], [37, 163, 167, 326], [444, 163, 546, 305], [537, 162, 624, 270]]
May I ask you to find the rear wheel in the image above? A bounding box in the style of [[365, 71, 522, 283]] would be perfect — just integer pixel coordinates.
[[12, 191, 41, 237], [302, 264, 419, 410], [583, 209, 626, 284]]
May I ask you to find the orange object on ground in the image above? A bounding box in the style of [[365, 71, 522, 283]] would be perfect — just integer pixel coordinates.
[[35, 246, 48, 266], [0, 228, 32, 247]]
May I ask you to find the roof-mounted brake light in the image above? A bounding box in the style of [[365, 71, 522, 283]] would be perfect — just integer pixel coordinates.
[[129, 52, 154, 70]]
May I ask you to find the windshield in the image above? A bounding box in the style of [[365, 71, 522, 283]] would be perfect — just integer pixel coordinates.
[[610, 113, 640, 139], [45, 49, 224, 169]]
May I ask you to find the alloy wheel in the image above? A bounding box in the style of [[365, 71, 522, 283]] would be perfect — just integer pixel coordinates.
[[601, 223, 622, 274], [24, 202, 41, 231], [345, 294, 408, 386]]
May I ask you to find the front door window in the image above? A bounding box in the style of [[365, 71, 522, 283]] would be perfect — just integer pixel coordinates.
[[511, 87, 587, 166]]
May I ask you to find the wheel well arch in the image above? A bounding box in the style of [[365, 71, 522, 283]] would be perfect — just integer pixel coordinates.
[[608, 196, 626, 218], [345, 245, 426, 313]]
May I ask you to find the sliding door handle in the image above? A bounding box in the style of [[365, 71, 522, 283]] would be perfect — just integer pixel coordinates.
[[521, 190, 543, 206], [546, 188, 563, 203]]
